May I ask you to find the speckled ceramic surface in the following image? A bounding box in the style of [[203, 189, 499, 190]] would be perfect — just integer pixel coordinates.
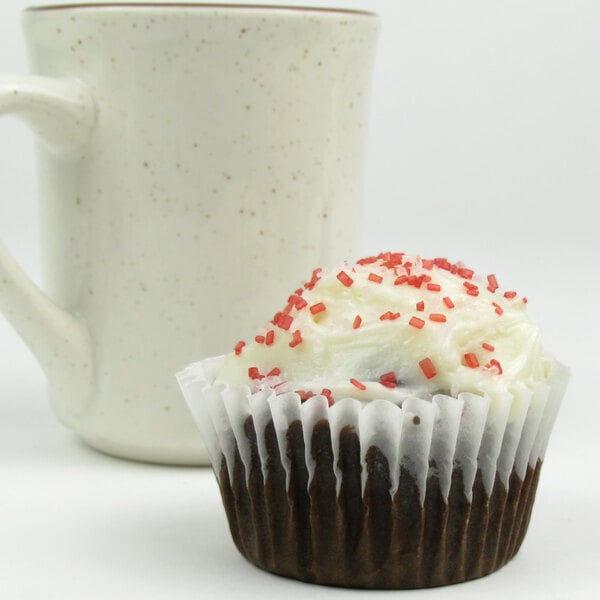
[[0, 4, 379, 464]]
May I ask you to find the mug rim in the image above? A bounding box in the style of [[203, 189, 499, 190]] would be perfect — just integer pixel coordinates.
[[26, 3, 377, 17]]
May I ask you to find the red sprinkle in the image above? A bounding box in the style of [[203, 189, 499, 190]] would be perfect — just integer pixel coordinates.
[[457, 267, 474, 280], [248, 367, 262, 380], [492, 302, 504, 315], [337, 270, 354, 287], [296, 297, 308, 309], [435, 257, 452, 270], [255, 335, 266, 344], [321, 388, 335, 407], [489, 359, 503, 374], [409, 316, 425, 329], [464, 352, 480, 368], [379, 372, 397, 388], [289, 330, 303, 348], [297, 390, 315, 402], [482, 342, 495, 352], [289, 294, 308, 310], [408, 275, 425, 288], [309, 302, 327, 315], [394, 275, 408, 286], [416, 301, 425, 312], [487, 274, 499, 293], [368, 273, 383, 284], [522, 297, 528, 304], [463, 281, 478, 291], [429, 313, 447, 323], [265, 330, 275, 345], [267, 367, 281, 377], [350, 378, 367, 391], [275, 312, 293, 330], [427, 283, 441, 292], [443, 296, 455, 309], [421, 259, 434, 270], [380, 252, 404, 268], [380, 380, 396, 389], [419, 358, 437, 379], [356, 256, 378, 265], [234, 340, 246, 355], [353, 315, 362, 329], [380, 311, 401, 321], [466, 289, 480, 297], [304, 267, 322, 290], [503, 291, 517, 299]]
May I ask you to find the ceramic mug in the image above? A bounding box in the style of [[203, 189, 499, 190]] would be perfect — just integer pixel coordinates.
[[0, 3, 378, 464]]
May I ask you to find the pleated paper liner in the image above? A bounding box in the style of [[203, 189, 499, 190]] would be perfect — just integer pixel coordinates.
[[177, 357, 568, 589]]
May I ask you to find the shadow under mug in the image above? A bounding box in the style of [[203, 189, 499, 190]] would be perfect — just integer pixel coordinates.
[[0, 3, 379, 464]]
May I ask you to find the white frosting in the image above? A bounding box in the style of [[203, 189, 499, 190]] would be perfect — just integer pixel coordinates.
[[216, 252, 555, 404]]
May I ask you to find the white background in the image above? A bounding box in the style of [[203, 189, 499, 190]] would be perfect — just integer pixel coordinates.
[[1, 1, 599, 599]]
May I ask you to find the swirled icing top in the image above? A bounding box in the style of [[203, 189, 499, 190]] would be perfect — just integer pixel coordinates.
[[216, 252, 555, 404]]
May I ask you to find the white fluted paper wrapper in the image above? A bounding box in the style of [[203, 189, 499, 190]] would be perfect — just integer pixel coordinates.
[[177, 356, 568, 503]]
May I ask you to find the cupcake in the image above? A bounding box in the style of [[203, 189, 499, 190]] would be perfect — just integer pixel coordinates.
[[177, 251, 568, 588]]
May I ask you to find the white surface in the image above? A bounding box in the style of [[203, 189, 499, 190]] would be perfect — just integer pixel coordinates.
[[2, 1, 600, 599]]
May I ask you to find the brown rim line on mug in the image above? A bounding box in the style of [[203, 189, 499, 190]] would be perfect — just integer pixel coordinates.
[[26, 3, 377, 17]]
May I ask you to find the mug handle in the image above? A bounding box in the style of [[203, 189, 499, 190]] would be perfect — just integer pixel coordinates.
[[0, 75, 95, 421]]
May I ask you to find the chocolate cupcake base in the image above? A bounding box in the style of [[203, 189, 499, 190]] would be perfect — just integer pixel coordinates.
[[177, 356, 568, 589], [218, 416, 542, 589]]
